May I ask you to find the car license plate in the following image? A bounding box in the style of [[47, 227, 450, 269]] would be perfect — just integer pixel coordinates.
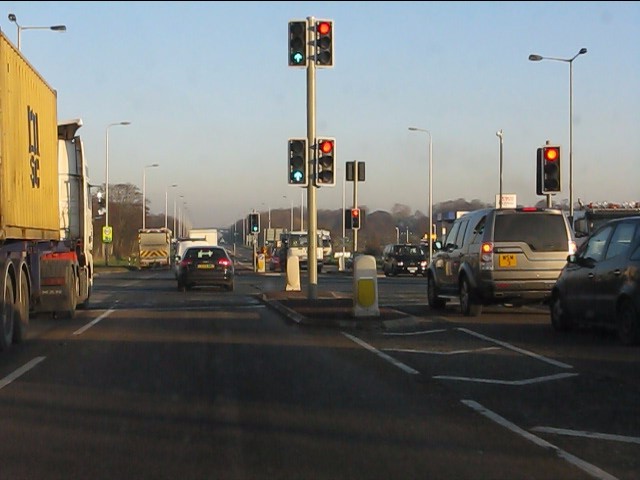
[[408, 267, 417, 273], [499, 254, 516, 267], [197, 264, 215, 270]]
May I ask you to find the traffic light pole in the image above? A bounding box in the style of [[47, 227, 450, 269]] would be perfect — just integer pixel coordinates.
[[352, 160, 359, 255], [306, 15, 318, 300]]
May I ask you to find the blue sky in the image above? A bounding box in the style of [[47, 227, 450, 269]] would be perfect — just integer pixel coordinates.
[[4, 1, 639, 227]]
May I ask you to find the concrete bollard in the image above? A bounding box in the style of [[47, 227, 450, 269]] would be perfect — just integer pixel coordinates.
[[352, 255, 380, 317], [285, 252, 301, 291]]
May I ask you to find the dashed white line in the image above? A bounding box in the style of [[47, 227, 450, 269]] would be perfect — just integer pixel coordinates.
[[531, 426, 640, 445], [462, 400, 619, 480], [0, 356, 46, 390], [73, 309, 114, 335], [342, 332, 419, 375], [458, 327, 573, 369]]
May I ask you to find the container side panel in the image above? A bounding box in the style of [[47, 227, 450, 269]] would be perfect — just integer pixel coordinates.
[[0, 33, 59, 241]]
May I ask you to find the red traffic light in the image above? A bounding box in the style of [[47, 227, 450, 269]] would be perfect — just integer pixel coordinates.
[[351, 209, 359, 217], [319, 139, 333, 154], [317, 21, 331, 35], [544, 147, 559, 161]]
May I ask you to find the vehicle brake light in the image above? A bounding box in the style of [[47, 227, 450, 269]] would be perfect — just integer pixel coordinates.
[[519, 207, 538, 212], [218, 258, 231, 267], [480, 242, 494, 270]]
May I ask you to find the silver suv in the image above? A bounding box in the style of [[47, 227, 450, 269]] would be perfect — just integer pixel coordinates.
[[427, 207, 576, 316]]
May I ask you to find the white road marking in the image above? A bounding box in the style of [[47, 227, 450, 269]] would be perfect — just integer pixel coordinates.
[[383, 329, 447, 336], [386, 346, 500, 355], [73, 309, 114, 335], [531, 426, 640, 445], [462, 400, 619, 480], [435, 372, 579, 385], [0, 356, 46, 390], [458, 327, 573, 369], [342, 332, 420, 375]]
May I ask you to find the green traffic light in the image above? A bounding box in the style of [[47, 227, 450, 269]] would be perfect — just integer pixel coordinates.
[[292, 52, 304, 64]]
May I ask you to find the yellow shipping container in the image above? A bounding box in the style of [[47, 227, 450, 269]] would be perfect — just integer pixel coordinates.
[[0, 31, 59, 241]]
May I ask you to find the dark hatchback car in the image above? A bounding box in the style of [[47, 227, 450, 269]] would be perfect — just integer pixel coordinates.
[[176, 246, 235, 292], [550, 216, 640, 345], [381, 244, 428, 276]]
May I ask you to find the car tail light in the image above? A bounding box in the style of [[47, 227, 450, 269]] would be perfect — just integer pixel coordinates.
[[218, 258, 231, 267], [480, 242, 494, 270], [179, 259, 193, 267]]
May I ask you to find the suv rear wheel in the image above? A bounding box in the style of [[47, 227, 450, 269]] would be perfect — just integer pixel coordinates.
[[460, 276, 482, 317], [427, 276, 446, 310]]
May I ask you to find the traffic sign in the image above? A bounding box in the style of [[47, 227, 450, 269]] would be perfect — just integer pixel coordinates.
[[102, 225, 113, 244]]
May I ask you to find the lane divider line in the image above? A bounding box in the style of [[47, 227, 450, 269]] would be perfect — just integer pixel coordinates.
[[531, 426, 640, 445], [0, 356, 46, 390], [435, 372, 579, 385], [342, 332, 419, 375], [458, 327, 573, 369], [73, 309, 114, 336], [462, 399, 619, 480]]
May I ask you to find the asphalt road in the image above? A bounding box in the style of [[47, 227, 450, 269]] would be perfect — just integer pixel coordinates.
[[0, 266, 636, 479]]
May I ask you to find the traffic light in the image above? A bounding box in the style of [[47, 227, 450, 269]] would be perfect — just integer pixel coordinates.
[[537, 145, 561, 194], [346, 161, 365, 182], [96, 190, 106, 216], [249, 213, 260, 234], [315, 19, 334, 67], [315, 137, 335, 186], [288, 138, 308, 186], [288, 20, 308, 67], [351, 208, 361, 230]]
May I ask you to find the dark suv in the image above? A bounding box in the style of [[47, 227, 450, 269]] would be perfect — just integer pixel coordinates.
[[381, 244, 428, 276], [427, 207, 576, 316]]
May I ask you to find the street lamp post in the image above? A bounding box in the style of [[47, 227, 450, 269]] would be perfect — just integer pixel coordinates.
[[529, 48, 587, 221], [165, 184, 178, 229], [104, 121, 131, 266], [283, 195, 293, 231], [408, 127, 433, 265], [496, 130, 504, 208], [142, 163, 160, 229], [8, 13, 66, 51]]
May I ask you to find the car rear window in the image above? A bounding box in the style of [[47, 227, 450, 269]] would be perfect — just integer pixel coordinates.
[[494, 213, 568, 251], [185, 248, 226, 260]]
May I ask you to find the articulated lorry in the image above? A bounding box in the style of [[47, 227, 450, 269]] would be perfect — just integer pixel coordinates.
[[0, 31, 93, 351], [573, 201, 640, 246]]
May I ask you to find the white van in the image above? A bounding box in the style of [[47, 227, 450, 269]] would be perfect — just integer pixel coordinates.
[[173, 239, 211, 278]]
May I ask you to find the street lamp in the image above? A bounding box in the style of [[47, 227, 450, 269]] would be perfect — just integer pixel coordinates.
[[408, 127, 433, 265], [174, 195, 184, 237], [496, 130, 504, 208], [142, 163, 160, 229], [165, 184, 178, 229], [8, 13, 66, 51], [104, 121, 131, 266], [529, 48, 587, 221], [283, 195, 293, 231]]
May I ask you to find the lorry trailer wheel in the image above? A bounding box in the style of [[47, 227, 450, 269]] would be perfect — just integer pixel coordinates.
[[12, 270, 29, 344], [0, 267, 16, 351]]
